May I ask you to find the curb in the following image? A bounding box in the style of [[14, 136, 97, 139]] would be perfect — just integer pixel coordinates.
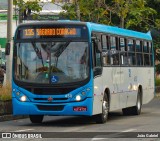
[[0, 115, 28, 122]]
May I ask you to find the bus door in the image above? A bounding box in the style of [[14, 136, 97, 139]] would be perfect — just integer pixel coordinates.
[[92, 34, 103, 115]]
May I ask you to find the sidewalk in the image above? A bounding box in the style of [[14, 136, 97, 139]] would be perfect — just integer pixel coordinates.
[[0, 115, 28, 122]]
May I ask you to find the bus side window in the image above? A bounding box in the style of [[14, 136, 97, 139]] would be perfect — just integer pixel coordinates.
[[120, 37, 128, 65], [102, 35, 110, 66], [149, 42, 153, 66], [136, 40, 143, 66], [110, 36, 119, 65], [143, 41, 150, 66], [127, 39, 136, 66]]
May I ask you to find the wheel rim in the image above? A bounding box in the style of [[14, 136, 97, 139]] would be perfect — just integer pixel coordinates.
[[102, 100, 108, 119], [137, 95, 141, 110]]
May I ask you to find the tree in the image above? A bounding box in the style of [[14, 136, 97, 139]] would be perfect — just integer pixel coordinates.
[[103, 0, 156, 30], [13, 0, 42, 23], [106, 0, 131, 28], [60, 0, 157, 31], [60, 0, 110, 24], [125, 0, 157, 31]]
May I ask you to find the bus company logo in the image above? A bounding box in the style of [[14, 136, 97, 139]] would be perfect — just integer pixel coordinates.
[[48, 97, 53, 102]]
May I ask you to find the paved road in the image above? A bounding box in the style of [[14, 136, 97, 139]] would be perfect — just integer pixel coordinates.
[[0, 98, 160, 141]]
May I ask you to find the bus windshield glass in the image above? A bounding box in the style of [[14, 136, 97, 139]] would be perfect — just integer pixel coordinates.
[[14, 41, 89, 84]]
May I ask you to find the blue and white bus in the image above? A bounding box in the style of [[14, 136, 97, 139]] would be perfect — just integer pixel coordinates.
[[12, 21, 155, 123]]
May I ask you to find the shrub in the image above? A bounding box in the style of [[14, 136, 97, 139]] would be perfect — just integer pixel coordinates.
[[155, 78, 160, 86], [0, 84, 12, 101], [156, 64, 160, 74]]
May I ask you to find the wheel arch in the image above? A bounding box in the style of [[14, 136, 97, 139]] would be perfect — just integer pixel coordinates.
[[138, 85, 143, 104], [104, 88, 110, 111]]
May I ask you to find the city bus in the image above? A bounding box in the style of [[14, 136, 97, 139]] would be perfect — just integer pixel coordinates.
[[11, 21, 155, 123]]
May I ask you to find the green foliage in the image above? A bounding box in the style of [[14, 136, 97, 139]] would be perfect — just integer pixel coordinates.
[[13, 0, 42, 21], [60, 0, 157, 31], [125, 0, 156, 31], [155, 77, 160, 86], [152, 35, 160, 62], [60, 0, 111, 25], [0, 84, 12, 101], [14, 0, 42, 12]]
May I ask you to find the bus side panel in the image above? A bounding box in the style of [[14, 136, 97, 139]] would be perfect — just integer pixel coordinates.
[[93, 67, 121, 113], [122, 67, 137, 108], [139, 67, 155, 104], [102, 67, 121, 111], [124, 67, 154, 107]]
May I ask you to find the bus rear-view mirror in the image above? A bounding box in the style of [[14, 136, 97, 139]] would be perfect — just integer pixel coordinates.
[[92, 37, 101, 53]]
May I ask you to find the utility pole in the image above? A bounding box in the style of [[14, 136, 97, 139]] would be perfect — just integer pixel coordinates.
[[75, 0, 80, 21], [6, 0, 13, 84], [18, 0, 23, 24]]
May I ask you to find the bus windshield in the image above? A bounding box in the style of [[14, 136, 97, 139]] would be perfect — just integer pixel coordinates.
[[14, 41, 89, 84]]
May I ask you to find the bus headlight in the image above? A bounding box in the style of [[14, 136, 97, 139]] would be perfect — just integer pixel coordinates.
[[20, 95, 27, 102], [75, 95, 81, 101], [13, 88, 30, 102], [72, 87, 91, 102]]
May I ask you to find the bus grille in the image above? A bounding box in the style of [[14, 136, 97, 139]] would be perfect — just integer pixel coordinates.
[[24, 87, 75, 95], [37, 105, 64, 111], [34, 98, 68, 101]]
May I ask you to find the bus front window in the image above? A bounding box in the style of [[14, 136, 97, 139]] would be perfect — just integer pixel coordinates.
[[14, 41, 89, 84]]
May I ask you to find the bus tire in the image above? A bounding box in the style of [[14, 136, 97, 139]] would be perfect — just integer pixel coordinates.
[[122, 89, 142, 115], [29, 115, 44, 123], [130, 89, 142, 115], [94, 94, 109, 124]]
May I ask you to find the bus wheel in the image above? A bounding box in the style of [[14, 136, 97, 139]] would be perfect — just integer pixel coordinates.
[[122, 89, 142, 115], [131, 89, 142, 115], [95, 94, 109, 124], [29, 115, 44, 123]]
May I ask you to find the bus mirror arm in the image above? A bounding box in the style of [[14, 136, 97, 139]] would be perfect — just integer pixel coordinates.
[[94, 67, 102, 77], [92, 37, 101, 53], [5, 42, 10, 55]]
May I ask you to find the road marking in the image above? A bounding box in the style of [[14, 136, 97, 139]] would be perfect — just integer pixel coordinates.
[[63, 127, 82, 132], [12, 129, 34, 132], [92, 138, 107, 141], [92, 128, 137, 140], [121, 128, 137, 132]]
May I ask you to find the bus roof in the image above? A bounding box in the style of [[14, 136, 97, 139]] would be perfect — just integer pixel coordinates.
[[87, 22, 152, 41], [17, 21, 152, 41]]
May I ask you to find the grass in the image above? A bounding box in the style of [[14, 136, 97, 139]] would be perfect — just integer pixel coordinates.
[[0, 84, 12, 101]]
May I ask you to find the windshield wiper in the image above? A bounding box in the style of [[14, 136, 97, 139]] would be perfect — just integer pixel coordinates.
[[53, 41, 70, 67], [31, 42, 44, 66], [54, 41, 70, 58]]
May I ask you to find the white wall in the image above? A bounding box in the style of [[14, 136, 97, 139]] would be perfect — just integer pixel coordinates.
[[0, 20, 18, 38]]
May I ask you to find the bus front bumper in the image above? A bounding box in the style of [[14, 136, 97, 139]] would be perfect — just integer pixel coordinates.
[[12, 97, 93, 116]]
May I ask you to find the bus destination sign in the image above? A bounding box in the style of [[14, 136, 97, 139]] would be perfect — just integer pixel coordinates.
[[20, 27, 82, 39]]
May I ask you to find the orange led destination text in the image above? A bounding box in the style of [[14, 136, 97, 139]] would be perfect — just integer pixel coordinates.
[[24, 29, 34, 36], [36, 28, 77, 36]]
